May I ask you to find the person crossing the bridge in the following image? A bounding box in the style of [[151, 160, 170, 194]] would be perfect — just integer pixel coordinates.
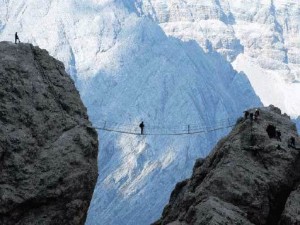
[[15, 32, 20, 44], [139, 121, 145, 135]]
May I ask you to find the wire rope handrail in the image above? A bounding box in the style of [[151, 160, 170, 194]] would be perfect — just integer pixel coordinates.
[[89, 118, 238, 136]]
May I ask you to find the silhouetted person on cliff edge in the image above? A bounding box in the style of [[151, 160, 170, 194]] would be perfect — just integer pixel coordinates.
[[249, 113, 254, 122], [254, 109, 260, 120], [244, 111, 249, 120], [139, 122, 144, 135], [15, 32, 20, 44], [255, 109, 260, 117]]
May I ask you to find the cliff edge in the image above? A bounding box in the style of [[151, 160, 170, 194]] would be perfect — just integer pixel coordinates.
[[153, 106, 300, 225], [0, 42, 98, 225]]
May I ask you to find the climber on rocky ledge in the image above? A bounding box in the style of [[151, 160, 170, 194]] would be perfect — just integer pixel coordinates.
[[254, 109, 260, 120], [249, 113, 254, 122], [15, 32, 21, 44], [244, 111, 249, 119]]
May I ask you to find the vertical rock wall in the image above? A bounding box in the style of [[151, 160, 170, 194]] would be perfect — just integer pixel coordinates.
[[0, 42, 98, 225]]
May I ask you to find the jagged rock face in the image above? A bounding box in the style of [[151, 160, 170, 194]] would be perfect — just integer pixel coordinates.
[[153, 106, 300, 225], [0, 42, 98, 225]]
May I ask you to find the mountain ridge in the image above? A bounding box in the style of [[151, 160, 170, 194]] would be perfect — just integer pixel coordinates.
[[153, 106, 300, 225]]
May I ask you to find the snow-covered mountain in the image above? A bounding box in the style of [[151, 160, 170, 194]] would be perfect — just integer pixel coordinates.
[[2, 0, 298, 225], [136, 0, 300, 118]]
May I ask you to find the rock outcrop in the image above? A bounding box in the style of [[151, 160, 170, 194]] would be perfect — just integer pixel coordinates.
[[153, 106, 300, 225], [0, 42, 98, 225], [280, 184, 300, 225]]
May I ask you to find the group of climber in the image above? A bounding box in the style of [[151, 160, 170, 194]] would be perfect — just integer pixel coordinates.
[[244, 109, 260, 121], [266, 123, 298, 150], [266, 124, 297, 149], [266, 124, 282, 141], [245, 109, 298, 150]]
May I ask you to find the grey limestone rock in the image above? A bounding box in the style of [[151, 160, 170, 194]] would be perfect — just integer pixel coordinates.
[[280, 184, 300, 225], [153, 106, 300, 225], [0, 42, 98, 225]]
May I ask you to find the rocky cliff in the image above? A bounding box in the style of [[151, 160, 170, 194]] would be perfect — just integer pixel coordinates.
[[0, 42, 98, 225], [153, 106, 300, 225]]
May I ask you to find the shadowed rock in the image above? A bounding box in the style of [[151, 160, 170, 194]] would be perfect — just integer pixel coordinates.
[[0, 42, 98, 225], [280, 184, 300, 225], [153, 106, 300, 225]]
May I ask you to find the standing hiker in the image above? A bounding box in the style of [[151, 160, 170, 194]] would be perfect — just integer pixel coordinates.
[[244, 111, 249, 120], [139, 122, 145, 135], [15, 32, 21, 44], [254, 109, 260, 120]]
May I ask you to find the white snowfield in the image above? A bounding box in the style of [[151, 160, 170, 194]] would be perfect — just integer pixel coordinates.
[[0, 0, 297, 225]]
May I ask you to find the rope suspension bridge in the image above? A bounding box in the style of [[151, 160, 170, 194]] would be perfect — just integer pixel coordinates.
[[89, 117, 239, 136]]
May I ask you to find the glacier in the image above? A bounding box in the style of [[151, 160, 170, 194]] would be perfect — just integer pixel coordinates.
[[1, 0, 298, 225]]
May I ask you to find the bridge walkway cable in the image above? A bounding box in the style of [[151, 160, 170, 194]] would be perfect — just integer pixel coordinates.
[[89, 117, 238, 136]]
